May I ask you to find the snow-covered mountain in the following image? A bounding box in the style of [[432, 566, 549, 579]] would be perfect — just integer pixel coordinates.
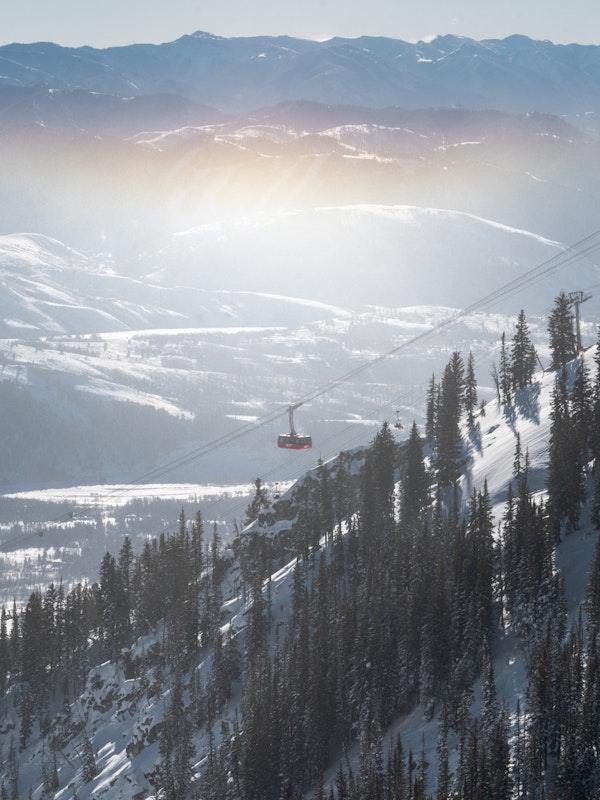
[[0, 101, 597, 256], [2, 208, 590, 338], [1, 33, 600, 122]]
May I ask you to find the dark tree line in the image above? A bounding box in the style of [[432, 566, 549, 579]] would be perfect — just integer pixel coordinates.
[[490, 295, 600, 542], [0, 508, 242, 798], [200, 421, 504, 800], [545, 323, 600, 539]]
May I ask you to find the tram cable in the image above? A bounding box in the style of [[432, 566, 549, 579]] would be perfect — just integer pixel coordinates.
[[86, 228, 600, 509], [3, 225, 600, 548]]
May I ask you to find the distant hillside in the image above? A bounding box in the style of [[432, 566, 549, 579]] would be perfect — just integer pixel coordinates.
[[0, 105, 598, 252]]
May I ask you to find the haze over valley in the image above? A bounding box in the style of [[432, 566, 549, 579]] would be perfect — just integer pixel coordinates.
[[1, 29, 600, 800]]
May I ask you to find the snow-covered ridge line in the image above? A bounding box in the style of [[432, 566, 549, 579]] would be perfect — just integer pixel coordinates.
[[1, 33, 600, 121]]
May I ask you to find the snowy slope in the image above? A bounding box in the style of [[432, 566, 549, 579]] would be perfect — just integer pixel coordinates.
[[1, 205, 598, 491], [4, 349, 598, 800], [5, 207, 593, 338], [2, 204, 600, 507], [157, 205, 598, 312], [463, 365, 555, 517]]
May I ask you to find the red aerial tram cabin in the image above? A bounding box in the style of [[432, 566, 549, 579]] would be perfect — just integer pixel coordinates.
[[278, 404, 312, 450], [277, 432, 312, 450]]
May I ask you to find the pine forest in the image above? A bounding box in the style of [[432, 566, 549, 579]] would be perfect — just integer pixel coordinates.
[[2, 297, 600, 800]]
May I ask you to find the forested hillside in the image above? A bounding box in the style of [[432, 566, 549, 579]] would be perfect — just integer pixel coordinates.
[[1, 301, 600, 799]]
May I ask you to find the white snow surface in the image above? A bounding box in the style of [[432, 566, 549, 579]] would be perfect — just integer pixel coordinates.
[[2, 205, 597, 341], [2, 202, 599, 494]]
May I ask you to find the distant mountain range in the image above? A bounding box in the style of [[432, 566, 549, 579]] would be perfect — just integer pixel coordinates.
[[0, 30, 599, 251], [0, 32, 599, 125]]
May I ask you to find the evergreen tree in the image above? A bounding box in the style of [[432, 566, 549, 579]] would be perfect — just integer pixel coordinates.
[[386, 733, 407, 800], [487, 703, 512, 800], [80, 732, 98, 784], [425, 373, 438, 444], [435, 352, 465, 486], [7, 736, 18, 800], [481, 650, 499, 739], [571, 356, 593, 465], [592, 468, 600, 529], [241, 650, 277, 799], [464, 350, 478, 426], [9, 600, 19, 679], [317, 460, 335, 541], [191, 508, 205, 582], [400, 422, 429, 523], [0, 609, 9, 695], [435, 708, 451, 800], [591, 324, 600, 462], [548, 291, 576, 371], [591, 329, 600, 526], [460, 483, 495, 671], [510, 308, 537, 390], [116, 536, 133, 646], [158, 675, 195, 800], [244, 477, 271, 527], [97, 551, 119, 659], [358, 722, 384, 800], [499, 331, 511, 403], [512, 432, 523, 482], [19, 591, 46, 749], [360, 421, 397, 544], [586, 534, 600, 641], [546, 368, 585, 538]]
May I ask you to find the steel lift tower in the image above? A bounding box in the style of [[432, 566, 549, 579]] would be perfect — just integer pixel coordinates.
[[567, 290, 592, 352]]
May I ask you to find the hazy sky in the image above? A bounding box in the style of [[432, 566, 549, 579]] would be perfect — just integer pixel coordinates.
[[3, 0, 600, 49]]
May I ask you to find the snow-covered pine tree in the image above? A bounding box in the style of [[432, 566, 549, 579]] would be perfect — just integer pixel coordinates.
[[464, 350, 478, 426], [548, 291, 577, 371], [400, 421, 429, 523], [570, 356, 593, 465], [510, 309, 537, 391], [435, 352, 465, 485], [499, 331, 511, 403], [547, 368, 585, 539]]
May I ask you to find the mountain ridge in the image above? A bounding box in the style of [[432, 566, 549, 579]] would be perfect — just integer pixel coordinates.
[[1, 33, 600, 120]]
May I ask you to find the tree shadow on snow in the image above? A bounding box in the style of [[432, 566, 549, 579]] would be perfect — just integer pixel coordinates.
[[502, 383, 541, 435], [466, 420, 483, 455], [513, 383, 541, 425], [459, 423, 482, 501], [502, 401, 517, 435]]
